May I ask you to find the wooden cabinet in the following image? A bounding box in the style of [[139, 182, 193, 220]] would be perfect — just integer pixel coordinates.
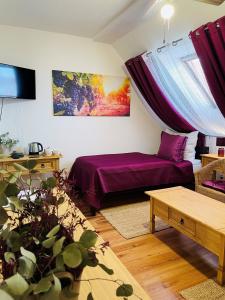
[[201, 154, 223, 167], [0, 155, 61, 179]]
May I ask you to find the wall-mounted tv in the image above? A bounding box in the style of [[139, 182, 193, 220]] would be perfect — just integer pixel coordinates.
[[0, 63, 36, 99]]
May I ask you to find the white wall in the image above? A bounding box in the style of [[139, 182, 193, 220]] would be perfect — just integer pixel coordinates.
[[113, 0, 225, 60], [0, 25, 161, 169]]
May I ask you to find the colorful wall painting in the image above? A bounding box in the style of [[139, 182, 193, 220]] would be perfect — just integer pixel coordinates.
[[52, 70, 131, 116]]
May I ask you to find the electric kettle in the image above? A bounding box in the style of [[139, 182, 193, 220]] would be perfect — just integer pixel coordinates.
[[29, 142, 43, 155]]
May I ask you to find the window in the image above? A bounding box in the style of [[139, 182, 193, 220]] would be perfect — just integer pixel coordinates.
[[181, 54, 216, 108]]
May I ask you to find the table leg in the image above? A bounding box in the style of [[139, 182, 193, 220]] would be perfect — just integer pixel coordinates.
[[150, 198, 155, 234], [217, 237, 225, 285]]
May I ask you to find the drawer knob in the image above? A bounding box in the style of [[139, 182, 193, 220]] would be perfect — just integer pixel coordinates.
[[41, 163, 45, 168], [179, 218, 184, 225]]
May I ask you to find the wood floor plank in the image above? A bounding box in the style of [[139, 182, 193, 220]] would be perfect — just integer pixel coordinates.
[[89, 213, 218, 300]]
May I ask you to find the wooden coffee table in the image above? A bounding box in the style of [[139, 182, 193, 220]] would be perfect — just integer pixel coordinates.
[[145, 186, 225, 285]]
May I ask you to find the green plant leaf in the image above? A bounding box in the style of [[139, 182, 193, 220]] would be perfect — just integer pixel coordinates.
[[5, 183, 19, 197], [5, 273, 29, 296], [8, 172, 21, 184], [79, 230, 98, 248], [18, 256, 35, 279], [21, 283, 37, 299], [20, 247, 36, 264], [6, 231, 21, 252], [87, 292, 94, 300], [0, 289, 14, 300], [116, 284, 133, 297], [0, 207, 8, 225], [62, 243, 82, 268], [53, 236, 65, 257], [98, 263, 114, 275], [13, 163, 28, 171], [0, 169, 8, 174], [57, 196, 65, 205], [0, 224, 10, 240], [8, 196, 23, 211], [42, 236, 56, 248], [0, 193, 8, 206], [46, 224, 60, 238], [0, 181, 8, 194], [47, 177, 57, 188], [55, 255, 65, 272], [4, 252, 15, 263], [41, 275, 61, 300], [33, 237, 40, 245], [22, 160, 37, 170], [33, 278, 52, 295]]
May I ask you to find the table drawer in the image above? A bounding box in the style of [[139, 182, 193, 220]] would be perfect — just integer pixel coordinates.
[[3, 160, 55, 173], [196, 223, 222, 255], [34, 161, 55, 171], [169, 208, 196, 236], [4, 163, 28, 173], [153, 199, 168, 220]]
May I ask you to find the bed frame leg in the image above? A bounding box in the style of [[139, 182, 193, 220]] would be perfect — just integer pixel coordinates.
[[90, 206, 96, 216]]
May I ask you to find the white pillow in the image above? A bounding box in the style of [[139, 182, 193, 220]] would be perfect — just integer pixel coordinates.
[[165, 129, 198, 162]]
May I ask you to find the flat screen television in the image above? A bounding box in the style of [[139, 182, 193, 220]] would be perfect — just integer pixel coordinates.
[[0, 63, 36, 99]]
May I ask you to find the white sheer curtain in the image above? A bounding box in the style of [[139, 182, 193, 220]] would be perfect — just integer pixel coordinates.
[[143, 37, 225, 137]]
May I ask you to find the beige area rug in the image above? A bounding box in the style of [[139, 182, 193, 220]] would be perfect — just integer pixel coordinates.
[[100, 201, 169, 239], [180, 279, 225, 300]]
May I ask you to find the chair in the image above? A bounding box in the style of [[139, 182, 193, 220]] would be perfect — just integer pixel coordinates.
[[195, 158, 225, 203]]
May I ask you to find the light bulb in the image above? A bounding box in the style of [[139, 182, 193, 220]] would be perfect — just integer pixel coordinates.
[[160, 4, 174, 20]]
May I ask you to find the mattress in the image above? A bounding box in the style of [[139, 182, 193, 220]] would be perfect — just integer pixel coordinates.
[[69, 152, 194, 209]]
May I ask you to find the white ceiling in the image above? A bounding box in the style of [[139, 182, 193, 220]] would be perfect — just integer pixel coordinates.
[[0, 0, 134, 38], [0, 0, 222, 43]]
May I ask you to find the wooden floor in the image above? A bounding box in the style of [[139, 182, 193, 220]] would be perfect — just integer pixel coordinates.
[[89, 212, 218, 300]]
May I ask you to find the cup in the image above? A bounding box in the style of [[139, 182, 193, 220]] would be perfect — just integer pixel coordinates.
[[218, 147, 224, 157], [43, 149, 52, 156]]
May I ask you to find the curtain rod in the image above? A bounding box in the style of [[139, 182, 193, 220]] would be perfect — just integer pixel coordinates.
[[194, 23, 220, 36], [146, 37, 183, 56], [146, 22, 221, 56]]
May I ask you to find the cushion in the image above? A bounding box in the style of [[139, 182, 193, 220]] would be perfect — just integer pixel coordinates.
[[165, 129, 198, 162], [157, 131, 187, 162], [202, 180, 225, 194]]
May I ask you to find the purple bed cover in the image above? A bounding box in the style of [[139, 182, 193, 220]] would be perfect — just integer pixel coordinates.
[[69, 152, 194, 209]]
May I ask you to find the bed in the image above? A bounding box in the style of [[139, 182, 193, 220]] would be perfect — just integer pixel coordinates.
[[68, 152, 195, 210]]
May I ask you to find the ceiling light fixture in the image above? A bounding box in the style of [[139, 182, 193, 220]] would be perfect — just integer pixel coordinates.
[[160, 4, 175, 20], [160, 2, 175, 44]]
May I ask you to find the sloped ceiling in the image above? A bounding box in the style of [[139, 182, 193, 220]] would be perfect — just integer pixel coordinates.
[[0, 0, 224, 44], [0, 0, 133, 38], [113, 0, 225, 60]]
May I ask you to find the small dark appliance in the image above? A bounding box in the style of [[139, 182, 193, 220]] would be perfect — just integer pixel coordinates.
[[29, 142, 43, 156], [10, 151, 24, 159]]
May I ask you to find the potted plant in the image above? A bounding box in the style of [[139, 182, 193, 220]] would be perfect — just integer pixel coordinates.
[[0, 161, 136, 300], [0, 132, 19, 156]]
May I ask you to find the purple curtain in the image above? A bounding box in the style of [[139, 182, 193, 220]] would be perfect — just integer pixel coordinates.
[[190, 16, 225, 117], [125, 54, 195, 133]]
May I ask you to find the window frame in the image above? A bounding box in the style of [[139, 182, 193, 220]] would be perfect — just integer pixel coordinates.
[[181, 53, 216, 108]]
